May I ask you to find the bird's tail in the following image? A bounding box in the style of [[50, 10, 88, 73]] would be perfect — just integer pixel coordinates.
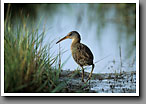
[[92, 64, 95, 70]]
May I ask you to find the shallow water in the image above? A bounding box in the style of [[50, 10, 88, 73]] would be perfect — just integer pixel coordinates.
[[60, 70, 136, 93], [90, 72, 136, 93]]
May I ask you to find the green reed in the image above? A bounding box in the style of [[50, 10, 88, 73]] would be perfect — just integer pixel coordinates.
[[4, 5, 66, 93]]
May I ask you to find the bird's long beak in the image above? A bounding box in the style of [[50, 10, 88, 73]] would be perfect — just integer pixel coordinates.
[[56, 36, 69, 44]]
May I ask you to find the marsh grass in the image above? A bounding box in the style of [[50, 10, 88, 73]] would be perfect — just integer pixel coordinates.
[[4, 5, 67, 93], [4, 4, 136, 93]]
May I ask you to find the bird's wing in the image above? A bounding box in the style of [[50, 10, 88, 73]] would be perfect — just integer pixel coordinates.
[[79, 43, 93, 60], [72, 43, 94, 66]]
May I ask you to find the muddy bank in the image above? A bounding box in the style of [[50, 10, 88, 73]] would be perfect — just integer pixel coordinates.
[[59, 70, 136, 93]]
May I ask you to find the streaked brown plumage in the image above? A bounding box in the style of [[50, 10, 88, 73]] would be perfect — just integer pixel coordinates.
[[56, 31, 94, 82]]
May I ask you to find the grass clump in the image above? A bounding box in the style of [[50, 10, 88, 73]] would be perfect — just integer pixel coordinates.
[[4, 5, 65, 93]]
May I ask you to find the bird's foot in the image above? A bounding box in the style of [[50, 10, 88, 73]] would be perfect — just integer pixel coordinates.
[[85, 77, 91, 83]]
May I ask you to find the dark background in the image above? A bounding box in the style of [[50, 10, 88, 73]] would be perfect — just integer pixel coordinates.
[[0, 0, 145, 104]]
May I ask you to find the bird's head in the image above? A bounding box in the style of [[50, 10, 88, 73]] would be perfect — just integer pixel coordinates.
[[56, 31, 81, 44]]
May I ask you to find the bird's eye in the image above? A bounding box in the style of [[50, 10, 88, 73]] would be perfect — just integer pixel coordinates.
[[68, 33, 72, 36]]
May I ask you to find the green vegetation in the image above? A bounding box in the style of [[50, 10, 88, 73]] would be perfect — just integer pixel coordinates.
[[4, 5, 66, 93], [4, 3, 136, 59], [4, 4, 136, 93], [4, 5, 91, 93]]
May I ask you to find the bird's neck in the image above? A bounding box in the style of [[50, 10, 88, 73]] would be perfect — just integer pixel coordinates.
[[72, 37, 80, 45]]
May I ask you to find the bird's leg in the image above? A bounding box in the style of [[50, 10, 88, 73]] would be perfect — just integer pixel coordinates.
[[81, 66, 84, 82], [86, 64, 95, 83]]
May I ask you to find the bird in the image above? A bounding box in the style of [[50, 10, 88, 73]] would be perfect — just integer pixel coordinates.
[[56, 31, 94, 83]]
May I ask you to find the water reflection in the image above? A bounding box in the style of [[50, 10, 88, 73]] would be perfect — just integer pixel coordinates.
[[6, 3, 136, 73]]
